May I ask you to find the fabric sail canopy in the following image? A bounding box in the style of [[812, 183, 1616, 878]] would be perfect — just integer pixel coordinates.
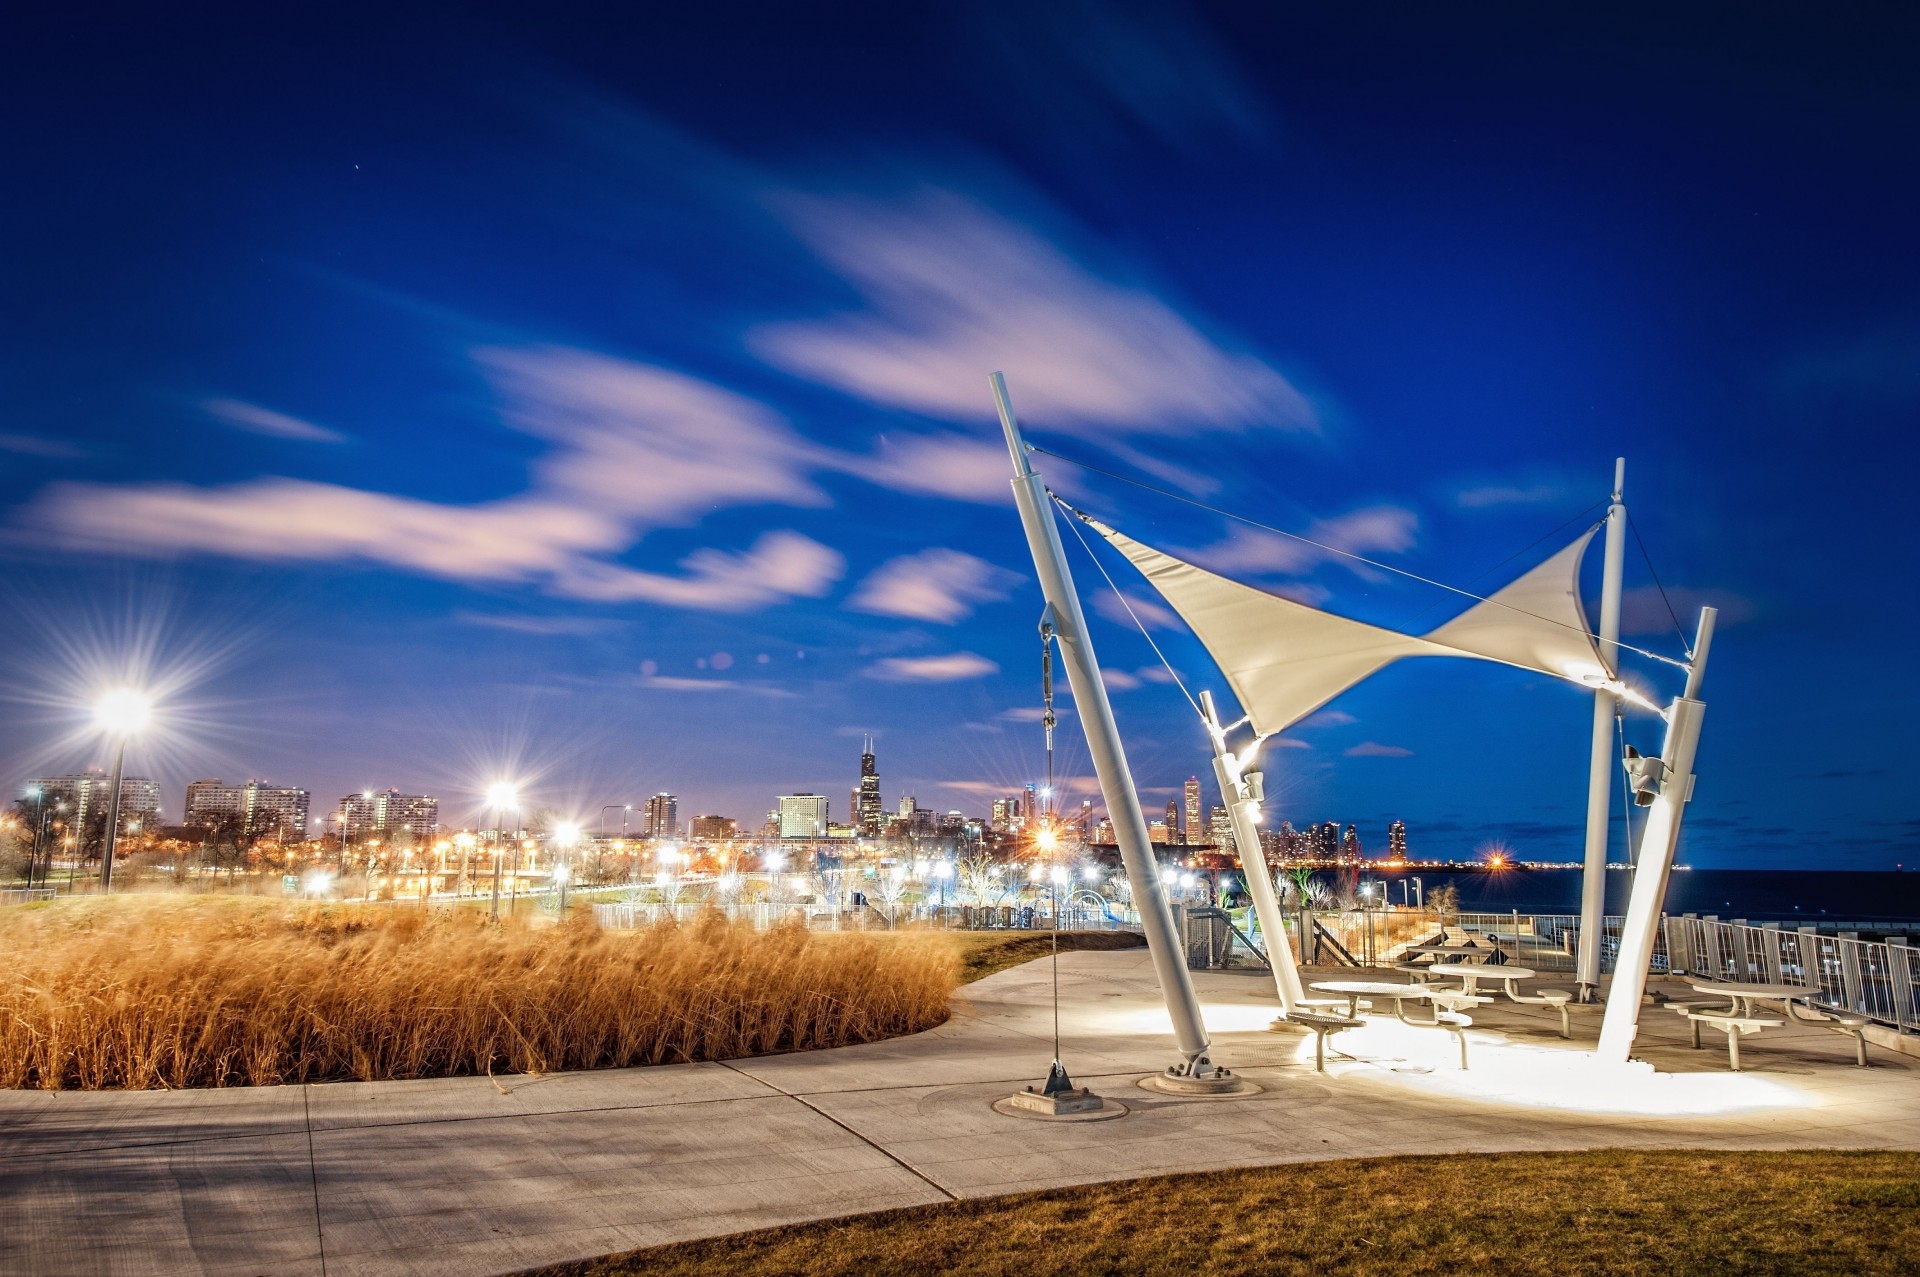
[[1079, 513, 1608, 738]]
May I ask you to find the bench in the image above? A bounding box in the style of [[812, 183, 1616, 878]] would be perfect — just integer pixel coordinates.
[[1395, 990, 1483, 1069], [1436, 1011, 1474, 1069], [1779, 1000, 1873, 1067], [1685, 1012, 1784, 1071], [1284, 1010, 1366, 1073], [1504, 985, 1574, 1038]]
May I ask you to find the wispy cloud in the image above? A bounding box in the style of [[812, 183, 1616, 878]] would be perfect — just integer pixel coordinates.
[[0, 433, 86, 460], [1454, 480, 1569, 510], [849, 548, 1021, 623], [454, 611, 624, 636], [1620, 585, 1756, 636], [203, 398, 348, 443], [867, 652, 999, 682], [1345, 741, 1413, 758], [834, 432, 1015, 504], [1302, 709, 1357, 728], [638, 674, 795, 696], [25, 346, 843, 612], [1186, 505, 1418, 577], [748, 188, 1315, 437], [1092, 588, 1181, 631], [1100, 667, 1142, 691]]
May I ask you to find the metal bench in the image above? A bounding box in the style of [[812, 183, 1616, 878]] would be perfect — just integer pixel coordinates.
[[1504, 985, 1575, 1038], [1284, 1010, 1365, 1072], [1684, 1011, 1784, 1071]]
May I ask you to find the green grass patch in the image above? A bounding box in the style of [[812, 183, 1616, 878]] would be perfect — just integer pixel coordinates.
[[525, 1149, 1920, 1277]]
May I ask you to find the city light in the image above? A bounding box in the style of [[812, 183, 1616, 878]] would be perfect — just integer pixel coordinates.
[[486, 782, 518, 810], [92, 688, 152, 736], [554, 822, 581, 847]]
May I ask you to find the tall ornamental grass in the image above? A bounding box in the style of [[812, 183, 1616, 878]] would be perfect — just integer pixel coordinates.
[[0, 899, 958, 1090]]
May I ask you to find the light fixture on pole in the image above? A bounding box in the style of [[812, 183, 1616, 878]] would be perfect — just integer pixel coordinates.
[[487, 782, 517, 919], [554, 821, 580, 914], [92, 688, 151, 894]]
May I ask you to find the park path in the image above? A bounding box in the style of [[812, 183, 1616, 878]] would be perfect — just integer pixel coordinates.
[[2, 949, 1916, 1276]]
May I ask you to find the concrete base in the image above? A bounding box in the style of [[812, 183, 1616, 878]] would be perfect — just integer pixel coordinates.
[[994, 1093, 1127, 1122], [1137, 1069, 1262, 1098], [1005, 1085, 1105, 1115]]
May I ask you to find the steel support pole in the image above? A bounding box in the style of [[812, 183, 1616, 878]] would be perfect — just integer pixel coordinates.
[[1577, 459, 1628, 999], [1201, 692, 1305, 1014], [992, 372, 1216, 1073], [1595, 607, 1716, 1063], [99, 738, 127, 894]]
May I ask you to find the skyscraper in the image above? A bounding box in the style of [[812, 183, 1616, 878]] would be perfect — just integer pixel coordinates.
[[645, 793, 678, 840], [31, 771, 160, 839], [778, 793, 828, 838], [1164, 799, 1182, 846], [1388, 819, 1407, 860], [856, 736, 882, 836], [337, 791, 381, 839], [1184, 777, 1203, 847], [376, 790, 439, 841], [185, 779, 311, 841]]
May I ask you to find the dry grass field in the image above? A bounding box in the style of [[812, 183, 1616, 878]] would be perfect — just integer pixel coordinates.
[[526, 1149, 1920, 1277], [0, 897, 960, 1089]]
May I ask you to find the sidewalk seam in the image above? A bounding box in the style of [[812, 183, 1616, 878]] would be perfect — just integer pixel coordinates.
[[302, 1083, 329, 1277], [718, 1061, 957, 1202]]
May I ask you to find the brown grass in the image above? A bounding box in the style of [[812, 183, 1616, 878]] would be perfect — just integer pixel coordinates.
[[0, 897, 958, 1090], [524, 1149, 1920, 1277]]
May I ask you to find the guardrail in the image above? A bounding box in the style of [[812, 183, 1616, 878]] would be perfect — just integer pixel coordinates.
[[592, 899, 1144, 932], [1664, 913, 1920, 1033], [0, 887, 57, 906]]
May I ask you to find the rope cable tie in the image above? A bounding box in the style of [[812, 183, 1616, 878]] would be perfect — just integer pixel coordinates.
[[1052, 491, 1203, 718]]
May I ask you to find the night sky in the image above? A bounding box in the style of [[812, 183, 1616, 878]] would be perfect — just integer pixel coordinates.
[[4, 3, 1916, 866]]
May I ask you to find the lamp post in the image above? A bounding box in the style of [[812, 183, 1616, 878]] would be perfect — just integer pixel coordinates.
[[487, 783, 517, 920], [600, 804, 630, 836], [554, 822, 580, 915], [92, 689, 151, 894]]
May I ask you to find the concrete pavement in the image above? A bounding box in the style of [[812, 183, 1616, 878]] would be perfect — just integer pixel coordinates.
[[2, 948, 1915, 1276]]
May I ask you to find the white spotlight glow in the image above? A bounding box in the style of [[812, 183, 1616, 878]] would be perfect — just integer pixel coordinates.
[[92, 688, 152, 736]]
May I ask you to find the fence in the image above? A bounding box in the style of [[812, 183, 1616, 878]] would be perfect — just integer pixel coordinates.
[[1301, 908, 1663, 975], [0, 888, 57, 906], [592, 898, 1144, 933], [1664, 914, 1920, 1033]]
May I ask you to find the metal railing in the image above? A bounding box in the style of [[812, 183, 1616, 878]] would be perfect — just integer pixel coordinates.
[[592, 899, 1143, 933], [1312, 908, 1664, 976], [1664, 914, 1920, 1033], [0, 887, 57, 906]]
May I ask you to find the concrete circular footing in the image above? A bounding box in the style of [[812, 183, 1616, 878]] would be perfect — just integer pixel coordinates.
[[1136, 1072, 1263, 1099], [991, 1096, 1129, 1122]]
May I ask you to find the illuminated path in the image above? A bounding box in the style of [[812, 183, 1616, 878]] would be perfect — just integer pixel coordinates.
[[2, 949, 1916, 1276]]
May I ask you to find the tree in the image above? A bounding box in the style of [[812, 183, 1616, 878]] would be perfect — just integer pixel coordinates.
[[957, 853, 1007, 908], [200, 813, 267, 881]]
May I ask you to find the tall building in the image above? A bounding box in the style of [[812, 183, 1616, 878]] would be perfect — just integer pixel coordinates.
[[29, 771, 160, 838], [1184, 777, 1203, 847], [778, 793, 828, 838], [184, 779, 311, 841], [1388, 819, 1407, 859], [991, 796, 1020, 831], [856, 736, 882, 836], [338, 792, 380, 839], [645, 793, 678, 840], [1164, 799, 1182, 846], [376, 790, 439, 841], [1209, 805, 1234, 850], [1342, 823, 1362, 859], [690, 815, 736, 841]]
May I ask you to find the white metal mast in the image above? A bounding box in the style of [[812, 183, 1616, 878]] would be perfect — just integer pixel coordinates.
[[1199, 691, 1308, 1015], [1595, 606, 1716, 1063], [993, 373, 1224, 1080], [1576, 459, 1628, 1000]]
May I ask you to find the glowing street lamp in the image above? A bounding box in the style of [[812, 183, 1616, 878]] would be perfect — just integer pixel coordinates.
[[554, 821, 581, 913], [487, 783, 518, 920], [92, 688, 152, 894]]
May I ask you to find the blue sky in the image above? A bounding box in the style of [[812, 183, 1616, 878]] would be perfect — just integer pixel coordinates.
[[3, 3, 1916, 865]]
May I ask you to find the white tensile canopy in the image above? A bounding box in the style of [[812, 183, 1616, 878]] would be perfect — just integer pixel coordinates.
[[1081, 514, 1610, 737]]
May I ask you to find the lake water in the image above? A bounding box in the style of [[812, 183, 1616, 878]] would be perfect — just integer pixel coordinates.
[[1356, 867, 1920, 924]]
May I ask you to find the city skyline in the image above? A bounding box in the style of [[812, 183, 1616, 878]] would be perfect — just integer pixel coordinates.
[[4, 6, 1917, 867]]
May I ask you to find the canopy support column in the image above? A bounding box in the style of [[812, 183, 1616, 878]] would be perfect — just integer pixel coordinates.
[[1200, 692, 1304, 1015], [1577, 458, 1628, 1000], [992, 373, 1221, 1078], [1595, 607, 1717, 1064]]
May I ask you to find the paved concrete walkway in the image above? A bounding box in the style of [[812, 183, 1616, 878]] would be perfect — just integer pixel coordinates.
[[3, 950, 1916, 1276]]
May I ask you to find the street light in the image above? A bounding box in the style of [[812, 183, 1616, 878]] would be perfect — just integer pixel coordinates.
[[554, 821, 581, 914], [487, 783, 518, 919], [92, 688, 151, 894]]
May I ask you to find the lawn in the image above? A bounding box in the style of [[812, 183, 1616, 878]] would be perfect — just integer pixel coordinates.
[[524, 1149, 1920, 1277]]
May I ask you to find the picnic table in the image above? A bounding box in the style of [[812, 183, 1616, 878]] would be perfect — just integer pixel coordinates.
[[1307, 980, 1431, 1018], [1426, 963, 1535, 994], [1686, 981, 1871, 1068]]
